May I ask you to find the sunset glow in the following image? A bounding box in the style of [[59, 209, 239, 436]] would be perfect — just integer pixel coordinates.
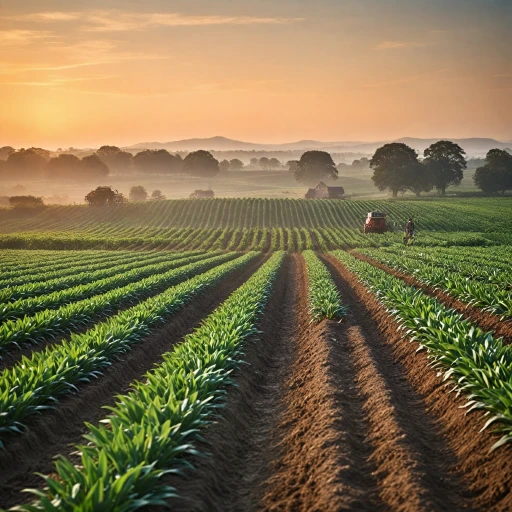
[[1, 0, 511, 148]]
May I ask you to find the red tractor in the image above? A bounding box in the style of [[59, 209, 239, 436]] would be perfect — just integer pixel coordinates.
[[363, 211, 388, 234]]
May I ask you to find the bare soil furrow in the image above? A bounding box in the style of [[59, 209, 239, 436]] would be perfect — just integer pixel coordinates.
[[351, 251, 512, 343], [325, 253, 512, 511], [165, 254, 297, 512], [0, 255, 265, 510], [260, 255, 381, 511]]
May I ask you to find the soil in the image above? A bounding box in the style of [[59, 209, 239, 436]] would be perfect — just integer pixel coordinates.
[[3, 251, 512, 511], [0, 254, 266, 510], [351, 251, 512, 343], [165, 253, 511, 511]]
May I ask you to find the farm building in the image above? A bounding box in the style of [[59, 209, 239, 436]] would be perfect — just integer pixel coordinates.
[[305, 181, 345, 199]]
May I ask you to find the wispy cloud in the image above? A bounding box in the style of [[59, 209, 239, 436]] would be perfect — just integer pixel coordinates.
[[0, 74, 112, 86], [0, 39, 169, 75], [4, 11, 81, 22], [0, 29, 58, 45], [376, 40, 430, 50], [2, 10, 303, 32]]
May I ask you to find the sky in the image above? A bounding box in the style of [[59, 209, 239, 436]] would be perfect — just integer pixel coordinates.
[[0, 0, 511, 149]]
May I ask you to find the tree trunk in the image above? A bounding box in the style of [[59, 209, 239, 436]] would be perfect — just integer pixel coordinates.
[[392, 189, 398, 198], [415, 191, 421, 197]]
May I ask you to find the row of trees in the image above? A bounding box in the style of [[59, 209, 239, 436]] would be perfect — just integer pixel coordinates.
[[370, 142, 512, 197], [0, 147, 224, 181]]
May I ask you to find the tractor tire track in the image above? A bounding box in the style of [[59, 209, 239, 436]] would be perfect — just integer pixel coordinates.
[[0, 255, 266, 511]]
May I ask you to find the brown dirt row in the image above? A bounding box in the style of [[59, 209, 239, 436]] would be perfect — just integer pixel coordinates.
[[167, 252, 476, 512], [0, 255, 266, 510], [351, 251, 512, 343], [164, 254, 298, 511], [324, 254, 512, 511]]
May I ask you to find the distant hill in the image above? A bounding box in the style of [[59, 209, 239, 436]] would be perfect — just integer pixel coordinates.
[[124, 136, 510, 157]]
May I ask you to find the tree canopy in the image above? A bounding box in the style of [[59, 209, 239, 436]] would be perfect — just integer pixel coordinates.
[[133, 149, 182, 174], [294, 151, 338, 185], [370, 143, 420, 198], [183, 150, 219, 178], [129, 185, 148, 201], [423, 140, 466, 196], [85, 186, 125, 206], [5, 148, 50, 180], [9, 195, 44, 208], [96, 146, 133, 173], [473, 149, 512, 195]]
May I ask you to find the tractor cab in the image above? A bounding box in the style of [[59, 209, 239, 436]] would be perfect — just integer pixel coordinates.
[[364, 211, 388, 234]]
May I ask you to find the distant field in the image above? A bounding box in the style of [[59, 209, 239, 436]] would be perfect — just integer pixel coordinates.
[[0, 167, 480, 204], [0, 197, 510, 250]]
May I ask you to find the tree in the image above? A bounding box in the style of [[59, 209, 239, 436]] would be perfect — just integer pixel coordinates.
[[129, 185, 148, 201], [370, 143, 419, 198], [81, 154, 109, 179], [85, 186, 124, 206], [294, 150, 338, 185], [287, 160, 300, 173], [5, 148, 50, 180], [268, 158, 281, 170], [259, 157, 270, 170], [219, 159, 231, 172], [0, 146, 14, 160], [96, 146, 133, 173], [183, 150, 219, 178], [229, 158, 244, 171], [423, 140, 466, 196], [9, 195, 44, 208], [250, 157, 259, 167], [151, 189, 166, 200], [133, 149, 182, 174], [473, 149, 512, 195], [407, 162, 433, 197], [45, 154, 81, 180]]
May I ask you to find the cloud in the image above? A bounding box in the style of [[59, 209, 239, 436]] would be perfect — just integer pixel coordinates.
[[376, 40, 430, 50], [84, 12, 303, 32], [0, 29, 58, 44], [4, 12, 81, 22], [1, 10, 303, 32], [0, 39, 169, 75], [0, 74, 112, 86]]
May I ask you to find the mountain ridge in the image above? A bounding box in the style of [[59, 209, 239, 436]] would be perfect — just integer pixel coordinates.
[[124, 136, 510, 156]]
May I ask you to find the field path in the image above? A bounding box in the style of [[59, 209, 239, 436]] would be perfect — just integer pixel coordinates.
[[0, 255, 266, 510]]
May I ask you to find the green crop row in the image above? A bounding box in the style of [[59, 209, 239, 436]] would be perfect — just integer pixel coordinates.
[[0, 252, 211, 322], [331, 250, 512, 451], [358, 247, 512, 318], [303, 250, 347, 321], [0, 252, 259, 444], [0, 253, 236, 354], [0, 251, 202, 302], [0, 250, 143, 282]]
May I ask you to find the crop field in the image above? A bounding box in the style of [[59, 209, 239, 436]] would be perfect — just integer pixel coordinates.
[[0, 197, 511, 511]]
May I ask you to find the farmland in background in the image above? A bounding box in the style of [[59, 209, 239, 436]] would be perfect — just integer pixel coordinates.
[[0, 196, 511, 511]]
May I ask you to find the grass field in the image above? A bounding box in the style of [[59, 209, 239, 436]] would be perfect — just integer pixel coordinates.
[[0, 197, 511, 511]]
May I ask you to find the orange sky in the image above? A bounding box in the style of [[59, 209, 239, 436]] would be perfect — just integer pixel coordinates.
[[1, 0, 511, 149]]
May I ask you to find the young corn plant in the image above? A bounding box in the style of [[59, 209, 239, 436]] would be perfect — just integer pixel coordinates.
[[12, 252, 285, 511], [303, 250, 348, 321], [331, 250, 512, 451], [0, 252, 259, 444], [0, 252, 236, 354]]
